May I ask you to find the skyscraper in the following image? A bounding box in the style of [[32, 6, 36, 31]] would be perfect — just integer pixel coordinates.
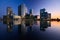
[[7, 7, 13, 16], [6, 7, 13, 23], [29, 9, 33, 16], [40, 8, 51, 21], [40, 8, 48, 21], [40, 8, 45, 13], [18, 4, 27, 18]]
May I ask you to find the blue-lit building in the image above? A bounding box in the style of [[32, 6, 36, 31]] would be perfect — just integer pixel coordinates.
[[40, 8, 48, 21], [40, 8, 51, 21], [29, 9, 33, 16]]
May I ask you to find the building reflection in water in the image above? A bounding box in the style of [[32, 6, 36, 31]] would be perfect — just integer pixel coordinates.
[[25, 20, 34, 32], [40, 21, 51, 31], [18, 20, 34, 40], [18, 20, 34, 34], [18, 20, 27, 35], [7, 22, 13, 32], [3, 19, 13, 32], [3, 18, 34, 33], [3, 18, 51, 32], [3, 19, 51, 40]]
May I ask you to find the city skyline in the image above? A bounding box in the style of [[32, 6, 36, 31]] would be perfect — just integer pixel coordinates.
[[0, 0, 60, 19]]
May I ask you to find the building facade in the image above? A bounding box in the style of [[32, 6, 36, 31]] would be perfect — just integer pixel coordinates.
[[40, 8, 51, 21], [7, 7, 13, 16], [48, 13, 51, 20], [18, 4, 27, 18], [29, 9, 33, 16]]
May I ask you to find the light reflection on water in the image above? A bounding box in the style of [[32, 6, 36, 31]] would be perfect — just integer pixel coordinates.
[[0, 20, 60, 40]]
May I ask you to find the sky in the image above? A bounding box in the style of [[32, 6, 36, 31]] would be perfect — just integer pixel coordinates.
[[0, 0, 60, 18]]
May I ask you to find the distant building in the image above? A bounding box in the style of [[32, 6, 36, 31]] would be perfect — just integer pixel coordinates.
[[40, 8, 45, 13], [24, 9, 34, 19], [48, 13, 51, 20], [25, 13, 30, 19], [29, 9, 33, 16], [40, 8, 51, 21], [7, 7, 13, 21], [40, 8, 48, 20], [7, 7, 13, 16], [3, 15, 7, 24], [13, 15, 21, 25], [18, 4, 27, 18], [3, 15, 13, 24], [3, 7, 13, 24], [34, 15, 40, 20], [13, 15, 21, 20]]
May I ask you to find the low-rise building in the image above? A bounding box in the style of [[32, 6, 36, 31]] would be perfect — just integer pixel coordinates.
[[34, 15, 40, 20], [13, 15, 21, 20]]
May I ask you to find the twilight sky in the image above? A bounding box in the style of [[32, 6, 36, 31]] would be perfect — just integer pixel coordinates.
[[0, 0, 60, 18]]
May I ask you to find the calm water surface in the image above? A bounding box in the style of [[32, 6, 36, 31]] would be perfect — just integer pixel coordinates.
[[0, 21, 60, 40]]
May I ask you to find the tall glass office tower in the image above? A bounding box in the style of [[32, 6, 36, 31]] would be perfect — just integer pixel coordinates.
[[18, 4, 27, 18]]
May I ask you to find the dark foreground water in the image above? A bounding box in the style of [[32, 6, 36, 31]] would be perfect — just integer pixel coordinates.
[[0, 21, 60, 40]]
